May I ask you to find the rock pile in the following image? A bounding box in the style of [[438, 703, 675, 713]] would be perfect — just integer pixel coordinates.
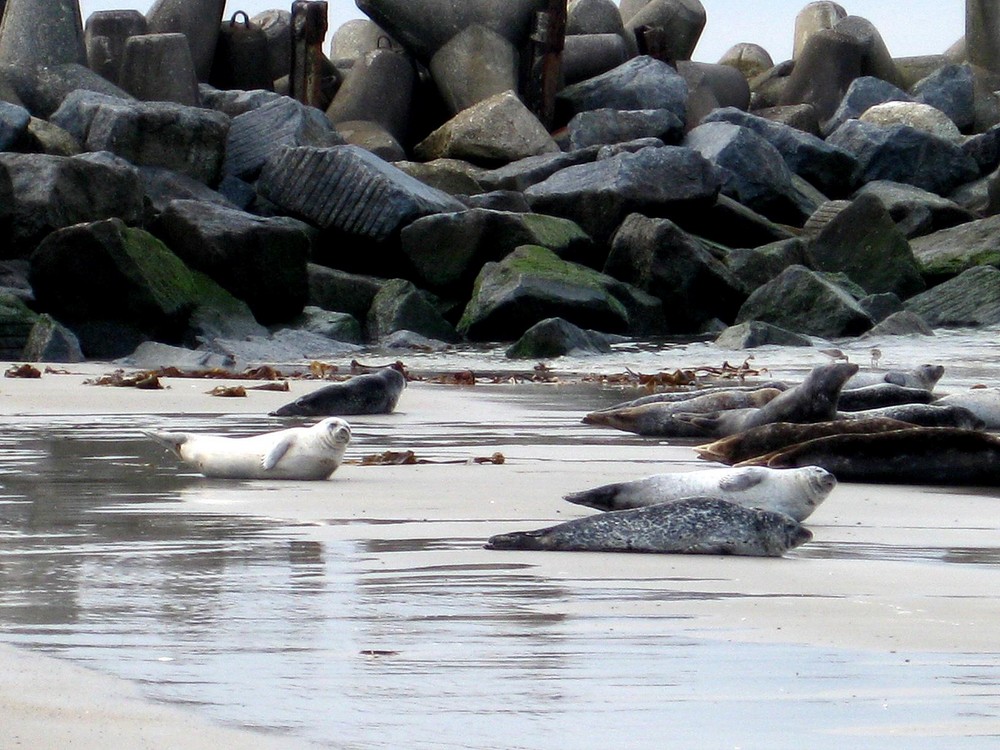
[[1, 0, 999, 365]]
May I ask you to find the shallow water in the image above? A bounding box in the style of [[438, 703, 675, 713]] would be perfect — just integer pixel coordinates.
[[1, 330, 1000, 748]]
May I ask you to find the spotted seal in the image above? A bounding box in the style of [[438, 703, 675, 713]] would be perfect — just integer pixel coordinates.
[[937, 388, 1000, 429], [485, 498, 812, 556], [843, 364, 945, 391], [270, 367, 406, 417], [836, 383, 935, 411], [143, 417, 352, 480], [564, 465, 835, 521], [695, 417, 913, 465], [839, 403, 985, 429], [582, 388, 782, 437], [740, 427, 1000, 484]]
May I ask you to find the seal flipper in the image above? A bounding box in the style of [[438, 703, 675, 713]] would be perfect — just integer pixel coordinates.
[[261, 435, 296, 470], [142, 429, 188, 458], [484, 529, 548, 550], [717, 468, 765, 491]]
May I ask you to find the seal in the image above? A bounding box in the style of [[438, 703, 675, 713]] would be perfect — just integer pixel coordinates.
[[143, 417, 352, 480], [840, 403, 985, 430], [582, 388, 781, 437], [485, 498, 812, 556], [597, 383, 789, 412], [677, 362, 859, 437], [564, 465, 835, 521], [837, 383, 935, 411], [844, 364, 945, 391], [938, 388, 1000, 429], [695, 417, 913, 465], [739, 427, 1000, 484], [270, 367, 406, 417]]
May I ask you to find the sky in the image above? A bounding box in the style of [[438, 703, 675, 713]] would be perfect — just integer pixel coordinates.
[[78, 1, 966, 64]]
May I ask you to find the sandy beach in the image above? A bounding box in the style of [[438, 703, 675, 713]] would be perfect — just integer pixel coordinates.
[[1, 358, 999, 748]]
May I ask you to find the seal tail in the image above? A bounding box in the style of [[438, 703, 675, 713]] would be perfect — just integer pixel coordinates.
[[141, 429, 188, 458]]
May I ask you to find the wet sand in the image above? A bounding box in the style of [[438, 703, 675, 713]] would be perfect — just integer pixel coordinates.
[[2, 361, 999, 747]]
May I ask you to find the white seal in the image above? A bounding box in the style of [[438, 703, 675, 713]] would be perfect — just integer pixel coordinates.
[[143, 418, 352, 480], [563, 465, 836, 522]]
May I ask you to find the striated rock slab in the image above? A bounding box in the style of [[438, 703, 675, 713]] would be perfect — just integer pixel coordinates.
[[908, 215, 1000, 279], [904, 266, 1000, 326], [257, 144, 465, 241], [223, 97, 344, 181], [556, 55, 688, 122]]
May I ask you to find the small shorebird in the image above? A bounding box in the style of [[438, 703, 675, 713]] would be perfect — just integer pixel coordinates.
[[870, 347, 882, 368], [819, 348, 849, 362]]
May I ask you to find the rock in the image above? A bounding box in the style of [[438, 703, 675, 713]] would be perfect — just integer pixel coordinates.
[[726, 238, 807, 291], [50, 91, 230, 184], [333, 120, 407, 162], [701, 107, 857, 197], [676, 60, 751, 125], [118, 32, 200, 106], [0, 0, 86, 70], [904, 266, 1000, 327], [326, 49, 416, 145], [826, 119, 980, 197], [288, 306, 363, 344], [27, 219, 206, 355], [862, 310, 934, 337], [792, 2, 847, 60], [457, 245, 630, 341], [21, 313, 85, 363], [735, 264, 873, 337], [0, 260, 32, 303], [366, 278, 459, 342], [718, 43, 774, 81], [396, 158, 487, 194], [962, 123, 1000, 175], [804, 193, 925, 298], [354, 0, 543, 63], [604, 213, 745, 332], [0, 291, 38, 360], [478, 148, 600, 192], [857, 292, 904, 323], [460, 190, 531, 212], [252, 9, 293, 82], [414, 90, 559, 164], [119, 340, 236, 371], [4, 62, 133, 118], [908, 215, 1000, 280], [779, 29, 863, 123], [675, 194, 795, 249], [684, 121, 814, 225], [567, 0, 626, 36], [523, 145, 721, 244], [556, 55, 688, 123], [0, 101, 30, 151], [623, 0, 706, 62], [199, 87, 283, 117], [401, 208, 596, 297], [912, 63, 976, 132], [257, 144, 466, 242], [752, 103, 822, 135], [202, 328, 361, 368], [23, 117, 81, 156], [139, 167, 238, 224], [145, 0, 227, 82], [377, 330, 452, 351], [222, 96, 345, 182], [149, 200, 310, 325], [0, 151, 143, 259], [566, 108, 683, 149], [563, 33, 630, 86], [860, 101, 964, 144], [714, 320, 813, 349], [966, 0, 1000, 74], [854, 180, 976, 239], [428, 25, 518, 115], [505, 316, 613, 358], [307, 264, 387, 321], [822, 75, 912, 135], [834, 15, 902, 88]]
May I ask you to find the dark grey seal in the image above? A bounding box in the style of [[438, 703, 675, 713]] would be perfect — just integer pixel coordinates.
[[742, 427, 1000, 485], [485, 498, 812, 557], [270, 367, 406, 417], [839, 403, 985, 430], [836, 383, 935, 411]]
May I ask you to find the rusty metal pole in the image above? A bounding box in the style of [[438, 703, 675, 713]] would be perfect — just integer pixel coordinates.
[[290, 0, 328, 108], [524, 0, 566, 130]]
